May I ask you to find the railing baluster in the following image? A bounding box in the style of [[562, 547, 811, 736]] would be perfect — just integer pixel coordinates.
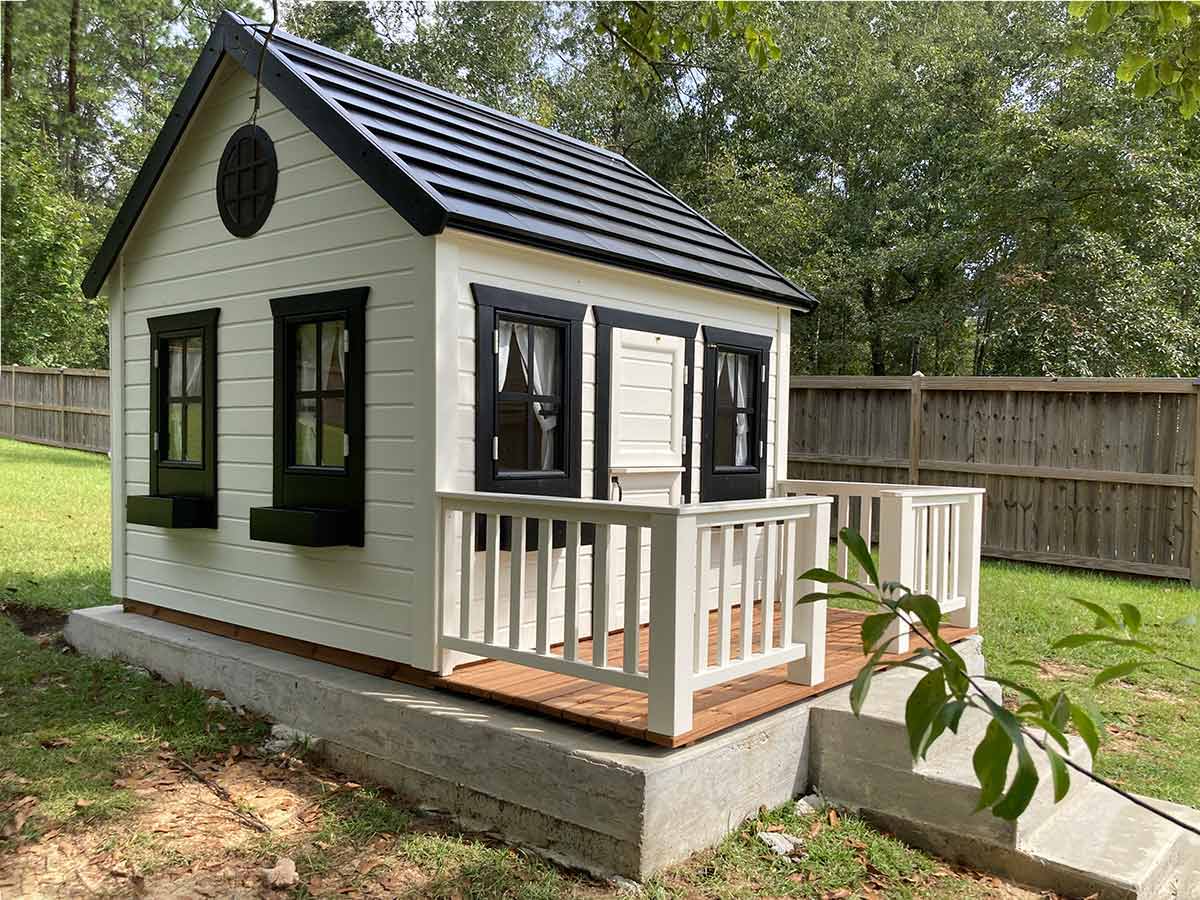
[[694, 525, 711, 672], [459, 510, 474, 639], [763, 519, 778, 653], [624, 525, 642, 674], [929, 506, 941, 602], [536, 519, 551, 655], [740, 521, 757, 660], [950, 504, 961, 604], [861, 492, 873, 548], [780, 519, 796, 648], [718, 525, 734, 667], [916, 506, 929, 594], [484, 513, 500, 644], [836, 493, 850, 579], [593, 523, 611, 668], [509, 516, 527, 649], [563, 520, 580, 661]]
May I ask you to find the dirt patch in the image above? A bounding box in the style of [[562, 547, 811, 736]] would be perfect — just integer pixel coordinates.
[[0, 746, 608, 899], [1, 603, 68, 645], [1031, 659, 1094, 682]]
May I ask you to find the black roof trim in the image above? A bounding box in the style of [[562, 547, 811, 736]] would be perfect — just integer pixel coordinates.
[[82, 12, 816, 311]]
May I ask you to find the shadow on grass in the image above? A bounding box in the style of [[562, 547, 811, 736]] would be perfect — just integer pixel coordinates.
[[0, 569, 113, 613]]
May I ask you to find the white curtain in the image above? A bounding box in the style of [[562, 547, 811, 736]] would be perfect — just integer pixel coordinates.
[[733, 353, 750, 466], [496, 320, 516, 392], [531, 325, 558, 470]]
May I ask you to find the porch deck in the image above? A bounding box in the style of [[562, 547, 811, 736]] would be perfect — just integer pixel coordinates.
[[438, 606, 975, 747]]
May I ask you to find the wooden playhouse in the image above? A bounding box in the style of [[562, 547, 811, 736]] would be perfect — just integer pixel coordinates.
[[83, 12, 982, 746]]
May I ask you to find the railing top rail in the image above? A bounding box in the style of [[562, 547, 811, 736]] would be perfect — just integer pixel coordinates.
[[778, 479, 984, 499], [437, 490, 835, 528]]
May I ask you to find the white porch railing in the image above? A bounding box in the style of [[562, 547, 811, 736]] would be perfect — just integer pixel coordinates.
[[778, 480, 984, 651], [436, 491, 833, 738]]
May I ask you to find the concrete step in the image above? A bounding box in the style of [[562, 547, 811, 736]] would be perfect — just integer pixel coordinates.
[[810, 668, 1001, 773], [1020, 783, 1190, 900]]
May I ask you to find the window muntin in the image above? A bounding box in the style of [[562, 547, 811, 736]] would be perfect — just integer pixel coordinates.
[[713, 350, 756, 470], [162, 333, 204, 464], [495, 317, 564, 475], [289, 318, 346, 470]]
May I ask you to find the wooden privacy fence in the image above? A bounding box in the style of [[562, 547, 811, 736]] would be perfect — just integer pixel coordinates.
[[788, 376, 1200, 585], [0, 365, 111, 453]]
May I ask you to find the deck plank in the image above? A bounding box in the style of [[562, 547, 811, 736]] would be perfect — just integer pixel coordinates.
[[435, 606, 976, 747]]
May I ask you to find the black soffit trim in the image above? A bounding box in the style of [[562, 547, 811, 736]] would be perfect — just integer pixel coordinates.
[[471, 283, 587, 321], [82, 13, 816, 311], [592, 305, 699, 339], [702, 325, 774, 351]]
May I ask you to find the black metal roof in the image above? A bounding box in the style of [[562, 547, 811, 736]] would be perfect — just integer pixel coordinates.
[[83, 12, 816, 309]]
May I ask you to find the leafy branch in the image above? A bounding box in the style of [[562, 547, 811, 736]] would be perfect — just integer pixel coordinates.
[[800, 527, 1200, 837]]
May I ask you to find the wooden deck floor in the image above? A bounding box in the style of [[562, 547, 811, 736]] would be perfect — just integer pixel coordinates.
[[123, 600, 973, 750], [437, 607, 975, 748]]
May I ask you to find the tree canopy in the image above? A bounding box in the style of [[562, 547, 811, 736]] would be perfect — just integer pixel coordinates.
[[3, 1, 1197, 376]]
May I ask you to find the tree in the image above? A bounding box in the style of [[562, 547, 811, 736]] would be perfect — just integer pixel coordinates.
[[1068, 0, 1200, 118]]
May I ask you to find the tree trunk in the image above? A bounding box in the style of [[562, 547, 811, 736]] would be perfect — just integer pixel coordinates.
[[861, 279, 887, 375], [2, 3, 13, 102], [67, 0, 79, 114]]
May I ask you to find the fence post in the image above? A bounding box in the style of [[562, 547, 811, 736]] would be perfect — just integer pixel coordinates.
[[8, 364, 15, 436], [647, 511, 696, 738], [909, 371, 923, 485], [58, 367, 67, 447], [948, 493, 983, 629], [788, 498, 831, 685], [1192, 380, 1200, 588], [878, 491, 915, 653]]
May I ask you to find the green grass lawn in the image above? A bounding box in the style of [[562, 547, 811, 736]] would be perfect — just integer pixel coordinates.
[[1, 436, 1197, 896], [0, 437, 111, 611]]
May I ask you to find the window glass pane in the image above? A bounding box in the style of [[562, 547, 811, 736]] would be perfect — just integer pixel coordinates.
[[185, 401, 203, 461], [529, 324, 560, 399], [499, 321, 529, 393], [167, 401, 184, 460], [714, 404, 735, 467], [167, 338, 184, 398], [320, 396, 345, 467], [296, 323, 317, 392], [716, 352, 735, 405], [497, 399, 530, 470], [532, 399, 558, 471], [294, 396, 317, 466], [185, 336, 203, 398], [321, 320, 345, 391], [735, 411, 751, 466]]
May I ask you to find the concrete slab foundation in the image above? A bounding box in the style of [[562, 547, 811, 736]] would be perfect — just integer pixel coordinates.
[[67, 605, 844, 878]]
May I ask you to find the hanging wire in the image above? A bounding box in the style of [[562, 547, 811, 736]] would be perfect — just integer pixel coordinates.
[[247, 0, 279, 128]]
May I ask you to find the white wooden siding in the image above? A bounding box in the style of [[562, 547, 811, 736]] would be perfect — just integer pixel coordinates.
[[433, 230, 787, 652], [113, 60, 435, 663]]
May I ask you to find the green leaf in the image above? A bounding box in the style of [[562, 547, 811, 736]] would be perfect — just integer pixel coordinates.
[[799, 567, 855, 585], [1085, 3, 1112, 33], [1135, 65, 1161, 98], [905, 667, 948, 760], [1067, 0, 1094, 18], [1046, 747, 1071, 803], [1116, 51, 1151, 82], [1052, 633, 1158, 652], [1093, 659, 1147, 687], [992, 744, 1040, 819], [1069, 598, 1121, 631], [1117, 603, 1143, 635], [839, 527, 879, 586], [1069, 702, 1102, 761], [899, 593, 943, 637], [860, 613, 896, 654], [973, 719, 1013, 811], [1049, 691, 1071, 731], [923, 698, 967, 754]]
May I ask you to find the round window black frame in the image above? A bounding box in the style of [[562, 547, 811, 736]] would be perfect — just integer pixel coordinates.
[[215, 124, 278, 238]]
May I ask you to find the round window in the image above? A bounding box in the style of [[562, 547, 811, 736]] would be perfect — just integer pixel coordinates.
[[215, 124, 277, 237]]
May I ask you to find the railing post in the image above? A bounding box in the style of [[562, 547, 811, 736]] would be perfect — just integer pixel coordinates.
[[788, 498, 831, 685], [948, 493, 982, 629], [647, 511, 696, 738], [878, 491, 915, 653]]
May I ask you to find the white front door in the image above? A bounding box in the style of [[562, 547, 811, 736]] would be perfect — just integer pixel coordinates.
[[607, 327, 688, 505]]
